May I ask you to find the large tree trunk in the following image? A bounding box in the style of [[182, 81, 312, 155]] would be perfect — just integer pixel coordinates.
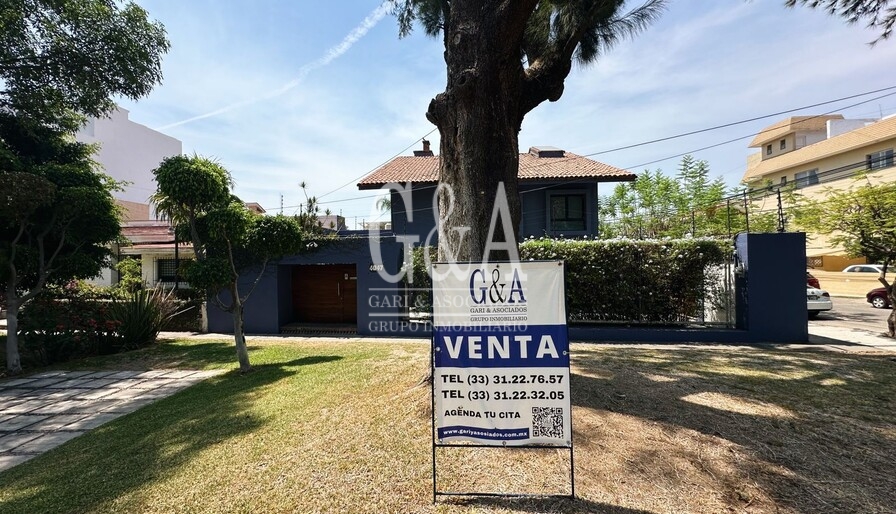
[[5, 297, 22, 375], [231, 287, 252, 373], [427, 2, 535, 262]]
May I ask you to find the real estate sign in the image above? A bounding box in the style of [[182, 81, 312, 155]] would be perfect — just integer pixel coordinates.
[[432, 261, 571, 447]]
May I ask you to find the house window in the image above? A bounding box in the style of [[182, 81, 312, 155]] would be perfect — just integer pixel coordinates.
[[780, 176, 787, 185], [780, 139, 786, 150], [795, 169, 819, 188], [766, 144, 772, 155], [157, 259, 179, 283], [550, 193, 587, 232], [867, 149, 894, 170]]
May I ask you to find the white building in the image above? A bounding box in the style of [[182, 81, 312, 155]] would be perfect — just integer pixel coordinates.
[[76, 107, 182, 221], [78, 107, 183, 286]]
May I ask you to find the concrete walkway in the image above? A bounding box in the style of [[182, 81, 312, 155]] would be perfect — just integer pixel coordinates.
[[0, 369, 222, 472]]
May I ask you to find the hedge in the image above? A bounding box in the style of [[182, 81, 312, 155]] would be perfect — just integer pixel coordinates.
[[404, 238, 731, 324]]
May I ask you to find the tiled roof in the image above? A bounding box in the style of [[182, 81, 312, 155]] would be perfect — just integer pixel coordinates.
[[748, 115, 843, 148], [357, 149, 635, 189], [743, 115, 896, 182]]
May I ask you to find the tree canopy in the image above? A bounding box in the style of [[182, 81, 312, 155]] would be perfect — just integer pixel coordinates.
[[0, 0, 169, 125], [0, 113, 120, 373], [794, 180, 896, 265], [597, 155, 777, 239], [786, 0, 896, 42]]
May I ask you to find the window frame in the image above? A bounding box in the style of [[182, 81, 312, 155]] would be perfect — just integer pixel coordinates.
[[794, 169, 819, 189], [546, 190, 589, 235], [866, 148, 894, 170]]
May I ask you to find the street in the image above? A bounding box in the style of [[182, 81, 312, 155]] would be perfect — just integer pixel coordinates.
[[810, 295, 893, 334]]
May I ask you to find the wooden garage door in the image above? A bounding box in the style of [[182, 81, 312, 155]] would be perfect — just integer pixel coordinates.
[[292, 264, 357, 323]]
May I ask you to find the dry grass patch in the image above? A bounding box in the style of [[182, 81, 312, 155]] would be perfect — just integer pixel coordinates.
[[0, 339, 894, 513]]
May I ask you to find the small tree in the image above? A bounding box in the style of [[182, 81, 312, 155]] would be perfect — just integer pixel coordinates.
[[0, 115, 120, 374], [795, 180, 896, 336], [599, 156, 737, 239], [152, 156, 307, 371]]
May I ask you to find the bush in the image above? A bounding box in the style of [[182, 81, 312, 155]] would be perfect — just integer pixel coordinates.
[[17, 282, 194, 366], [520, 238, 729, 323], [18, 283, 123, 365], [405, 238, 730, 325], [108, 287, 184, 349]]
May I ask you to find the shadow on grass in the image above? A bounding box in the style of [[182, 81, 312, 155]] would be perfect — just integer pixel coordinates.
[[0, 354, 342, 513], [570, 347, 896, 513], [444, 495, 654, 513], [58, 340, 254, 372]]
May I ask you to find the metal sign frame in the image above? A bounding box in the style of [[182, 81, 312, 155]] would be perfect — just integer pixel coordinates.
[[429, 261, 575, 502]]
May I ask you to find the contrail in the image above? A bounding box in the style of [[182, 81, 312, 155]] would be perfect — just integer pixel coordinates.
[[158, 2, 392, 131]]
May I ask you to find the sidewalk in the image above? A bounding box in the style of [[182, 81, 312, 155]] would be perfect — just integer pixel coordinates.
[[808, 325, 896, 352], [0, 369, 223, 472]]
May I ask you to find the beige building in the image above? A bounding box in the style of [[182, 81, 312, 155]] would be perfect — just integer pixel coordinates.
[[742, 114, 896, 270]]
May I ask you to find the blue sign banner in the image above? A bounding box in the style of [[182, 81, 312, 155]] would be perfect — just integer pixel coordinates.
[[433, 325, 569, 368]]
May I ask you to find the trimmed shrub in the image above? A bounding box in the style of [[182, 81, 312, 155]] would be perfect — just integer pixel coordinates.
[[405, 238, 730, 325]]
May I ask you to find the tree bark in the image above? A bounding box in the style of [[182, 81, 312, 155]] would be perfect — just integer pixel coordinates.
[[231, 286, 252, 372], [428, 2, 537, 262], [4, 296, 22, 375], [881, 274, 895, 337]]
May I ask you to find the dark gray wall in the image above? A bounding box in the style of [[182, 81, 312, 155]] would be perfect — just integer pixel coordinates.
[[207, 237, 425, 337], [738, 232, 808, 342], [207, 264, 280, 334], [209, 232, 809, 344], [389, 181, 600, 244]]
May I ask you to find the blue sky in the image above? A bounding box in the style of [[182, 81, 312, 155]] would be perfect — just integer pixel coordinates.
[[119, 1, 896, 227]]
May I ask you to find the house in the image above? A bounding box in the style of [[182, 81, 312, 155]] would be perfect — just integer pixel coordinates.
[[77, 107, 183, 286], [742, 114, 896, 270], [118, 220, 193, 289], [357, 143, 636, 241], [207, 144, 635, 336]]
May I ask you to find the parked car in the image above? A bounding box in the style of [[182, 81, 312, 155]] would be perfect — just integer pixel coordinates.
[[806, 271, 820, 289], [842, 264, 885, 273], [867, 287, 892, 309], [807, 286, 832, 319]]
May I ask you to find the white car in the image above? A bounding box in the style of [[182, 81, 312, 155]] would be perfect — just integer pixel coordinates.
[[842, 264, 884, 273], [807, 286, 833, 319]]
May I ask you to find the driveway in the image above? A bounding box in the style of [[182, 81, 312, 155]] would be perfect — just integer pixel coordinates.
[[0, 369, 222, 472]]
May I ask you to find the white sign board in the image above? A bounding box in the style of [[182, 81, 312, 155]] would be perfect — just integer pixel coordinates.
[[432, 261, 571, 447]]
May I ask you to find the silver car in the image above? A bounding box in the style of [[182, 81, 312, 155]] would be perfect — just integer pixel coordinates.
[[807, 286, 833, 319]]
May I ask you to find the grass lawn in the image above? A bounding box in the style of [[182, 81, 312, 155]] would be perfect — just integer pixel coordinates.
[[0, 337, 895, 513]]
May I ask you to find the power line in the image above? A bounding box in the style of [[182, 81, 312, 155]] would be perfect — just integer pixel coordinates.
[[315, 128, 437, 200], [582, 84, 896, 157], [260, 85, 896, 211]]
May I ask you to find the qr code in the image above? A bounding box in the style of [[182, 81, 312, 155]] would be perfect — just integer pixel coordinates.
[[532, 407, 564, 438]]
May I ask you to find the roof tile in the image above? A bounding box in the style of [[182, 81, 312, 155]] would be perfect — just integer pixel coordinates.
[[357, 150, 634, 189]]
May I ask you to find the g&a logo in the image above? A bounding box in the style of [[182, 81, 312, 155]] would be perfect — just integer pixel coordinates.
[[469, 267, 527, 305]]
